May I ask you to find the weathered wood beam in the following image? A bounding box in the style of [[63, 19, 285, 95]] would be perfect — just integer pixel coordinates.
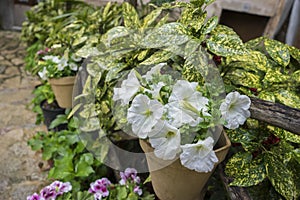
[[249, 97, 300, 135]]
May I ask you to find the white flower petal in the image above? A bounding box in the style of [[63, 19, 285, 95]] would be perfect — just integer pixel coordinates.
[[38, 67, 47, 80], [113, 70, 141, 105], [150, 82, 165, 99], [166, 80, 209, 127], [220, 91, 251, 129], [180, 137, 218, 173], [149, 122, 181, 160], [143, 63, 166, 81], [127, 94, 164, 138]]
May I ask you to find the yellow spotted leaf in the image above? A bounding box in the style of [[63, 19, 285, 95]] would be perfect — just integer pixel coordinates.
[[264, 38, 290, 67]]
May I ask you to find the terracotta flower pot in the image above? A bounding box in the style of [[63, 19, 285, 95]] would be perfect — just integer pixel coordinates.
[[49, 76, 75, 108], [139, 131, 231, 200]]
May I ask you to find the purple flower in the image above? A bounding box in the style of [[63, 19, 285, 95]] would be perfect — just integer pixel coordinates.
[[27, 193, 43, 200], [40, 186, 57, 200], [119, 168, 140, 184], [89, 178, 111, 199], [50, 181, 72, 195], [134, 186, 143, 196]]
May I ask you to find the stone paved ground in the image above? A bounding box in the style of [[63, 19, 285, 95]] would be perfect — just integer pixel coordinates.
[[0, 30, 48, 199]]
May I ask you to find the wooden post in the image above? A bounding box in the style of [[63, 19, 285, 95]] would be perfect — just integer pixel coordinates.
[[249, 97, 300, 135]]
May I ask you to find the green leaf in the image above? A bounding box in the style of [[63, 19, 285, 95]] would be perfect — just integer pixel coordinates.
[[122, 2, 140, 29], [245, 37, 265, 49], [226, 152, 266, 187], [201, 16, 218, 35], [73, 36, 87, 46], [142, 22, 189, 48], [264, 38, 290, 67], [207, 25, 248, 56], [265, 152, 297, 199], [49, 153, 74, 179], [226, 69, 261, 88], [275, 89, 300, 109], [75, 153, 95, 177], [28, 138, 43, 151], [103, 2, 112, 20], [227, 129, 259, 152], [258, 91, 276, 102], [140, 50, 172, 65], [117, 186, 128, 200], [287, 45, 300, 63], [226, 50, 268, 72], [263, 68, 289, 84], [142, 8, 162, 28], [49, 114, 68, 129], [293, 149, 300, 164]]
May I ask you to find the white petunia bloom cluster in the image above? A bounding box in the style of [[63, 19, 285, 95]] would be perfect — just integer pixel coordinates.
[[113, 64, 251, 173], [37, 54, 81, 80]]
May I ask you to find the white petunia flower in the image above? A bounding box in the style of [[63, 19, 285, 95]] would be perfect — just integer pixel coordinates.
[[166, 80, 210, 127], [57, 57, 68, 71], [69, 62, 78, 71], [43, 55, 60, 64], [127, 94, 164, 138], [38, 67, 47, 80], [149, 121, 181, 160], [220, 91, 251, 129], [113, 70, 141, 105], [180, 137, 218, 173], [143, 63, 166, 81], [150, 82, 165, 99]]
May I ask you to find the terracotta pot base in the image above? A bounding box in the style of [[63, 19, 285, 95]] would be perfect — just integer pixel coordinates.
[[49, 76, 75, 108], [139, 131, 231, 200]]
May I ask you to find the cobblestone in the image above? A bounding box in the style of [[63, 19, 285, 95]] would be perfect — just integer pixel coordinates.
[[0, 30, 48, 199]]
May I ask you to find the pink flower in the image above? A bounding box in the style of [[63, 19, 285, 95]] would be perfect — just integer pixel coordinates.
[[27, 193, 43, 200], [134, 186, 143, 196]]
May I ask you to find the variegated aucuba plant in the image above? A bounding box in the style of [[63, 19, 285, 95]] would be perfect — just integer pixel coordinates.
[[74, 0, 300, 199]]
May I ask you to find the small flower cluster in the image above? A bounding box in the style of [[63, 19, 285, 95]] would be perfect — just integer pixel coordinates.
[[27, 168, 149, 200], [89, 168, 143, 200], [88, 178, 111, 199], [36, 47, 82, 80], [27, 181, 72, 200], [113, 63, 251, 173], [119, 168, 143, 196]]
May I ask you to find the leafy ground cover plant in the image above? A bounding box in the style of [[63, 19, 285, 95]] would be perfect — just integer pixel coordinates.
[[27, 168, 154, 200]]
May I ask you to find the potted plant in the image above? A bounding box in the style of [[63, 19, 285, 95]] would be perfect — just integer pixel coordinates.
[[73, 0, 300, 199], [35, 46, 82, 108]]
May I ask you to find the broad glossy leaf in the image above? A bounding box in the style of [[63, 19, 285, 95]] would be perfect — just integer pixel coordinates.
[[142, 8, 162, 28], [275, 89, 300, 109], [226, 50, 269, 72], [142, 22, 189, 48], [227, 129, 259, 152], [226, 69, 261, 88], [265, 152, 297, 200], [264, 39, 290, 67], [122, 2, 140, 29], [245, 37, 265, 49], [269, 126, 300, 144], [258, 91, 276, 102], [287, 45, 300, 63], [201, 16, 218, 35], [263, 68, 289, 83], [140, 50, 172, 65], [207, 25, 248, 57], [226, 152, 266, 187]]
